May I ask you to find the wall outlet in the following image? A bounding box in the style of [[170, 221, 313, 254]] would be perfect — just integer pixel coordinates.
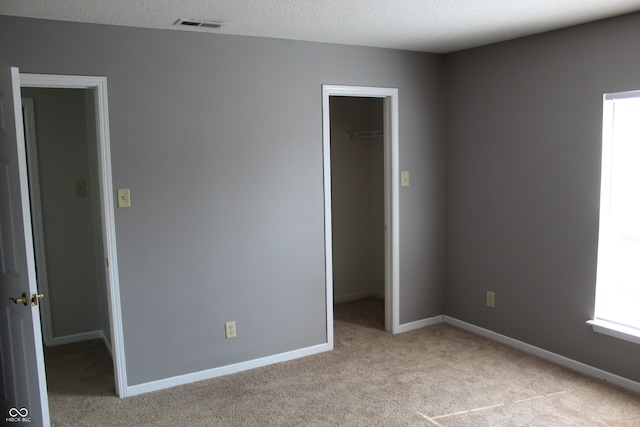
[[486, 291, 496, 308], [225, 321, 237, 339]]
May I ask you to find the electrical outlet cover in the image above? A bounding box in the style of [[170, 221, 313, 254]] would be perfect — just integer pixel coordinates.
[[486, 291, 495, 308], [225, 321, 236, 339]]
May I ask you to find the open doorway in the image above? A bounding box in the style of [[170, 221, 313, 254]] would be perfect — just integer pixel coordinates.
[[21, 87, 116, 399], [19, 72, 127, 404], [330, 96, 385, 330], [322, 85, 400, 345], [1, 68, 124, 424], [22, 88, 111, 348]]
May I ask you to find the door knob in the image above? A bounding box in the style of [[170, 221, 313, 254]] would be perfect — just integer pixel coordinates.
[[9, 293, 29, 306], [31, 293, 44, 306]]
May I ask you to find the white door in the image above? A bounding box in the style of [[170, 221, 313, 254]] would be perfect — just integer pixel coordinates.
[[0, 67, 50, 425]]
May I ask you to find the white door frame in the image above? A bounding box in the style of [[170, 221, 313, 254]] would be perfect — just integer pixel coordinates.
[[322, 85, 400, 341], [20, 73, 128, 397]]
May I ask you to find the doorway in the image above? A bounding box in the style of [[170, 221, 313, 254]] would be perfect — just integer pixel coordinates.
[[21, 87, 117, 405], [19, 73, 128, 402], [22, 88, 111, 350], [330, 96, 385, 328], [322, 85, 400, 344]]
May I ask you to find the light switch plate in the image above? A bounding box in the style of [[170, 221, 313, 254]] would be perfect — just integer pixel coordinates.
[[75, 180, 87, 197], [117, 188, 131, 208], [401, 170, 410, 187]]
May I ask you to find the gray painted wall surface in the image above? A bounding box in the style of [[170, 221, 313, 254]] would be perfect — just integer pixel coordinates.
[[330, 97, 384, 302], [445, 12, 640, 382], [21, 87, 105, 341], [0, 16, 445, 385]]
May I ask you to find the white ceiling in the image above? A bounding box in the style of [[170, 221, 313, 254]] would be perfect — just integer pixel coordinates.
[[2, 0, 640, 53]]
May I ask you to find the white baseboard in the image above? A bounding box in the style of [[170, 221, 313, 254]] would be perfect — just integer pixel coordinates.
[[122, 315, 640, 398], [125, 343, 331, 397], [443, 316, 640, 394], [50, 330, 104, 346], [396, 315, 444, 333], [49, 329, 113, 357], [334, 290, 384, 304]]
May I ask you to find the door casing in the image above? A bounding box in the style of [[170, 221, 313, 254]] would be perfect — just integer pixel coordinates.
[[322, 85, 400, 341]]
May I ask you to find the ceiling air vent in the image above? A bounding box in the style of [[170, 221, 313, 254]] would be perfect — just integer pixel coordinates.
[[175, 19, 224, 29]]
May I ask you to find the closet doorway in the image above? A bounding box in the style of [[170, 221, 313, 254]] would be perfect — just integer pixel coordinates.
[[322, 85, 400, 343], [330, 96, 385, 328]]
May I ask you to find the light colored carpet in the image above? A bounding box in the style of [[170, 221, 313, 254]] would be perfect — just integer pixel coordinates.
[[46, 297, 640, 426]]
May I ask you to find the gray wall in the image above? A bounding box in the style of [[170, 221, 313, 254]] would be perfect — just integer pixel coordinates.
[[0, 16, 445, 386], [445, 12, 640, 382], [22, 87, 107, 342], [330, 97, 384, 302]]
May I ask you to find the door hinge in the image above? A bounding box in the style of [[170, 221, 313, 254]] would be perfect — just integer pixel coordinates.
[[106, 258, 110, 268]]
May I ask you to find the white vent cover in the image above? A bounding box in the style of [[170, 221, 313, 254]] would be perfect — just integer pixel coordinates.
[[174, 18, 224, 29]]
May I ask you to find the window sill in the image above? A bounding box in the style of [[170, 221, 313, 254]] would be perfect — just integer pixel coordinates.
[[587, 319, 640, 345]]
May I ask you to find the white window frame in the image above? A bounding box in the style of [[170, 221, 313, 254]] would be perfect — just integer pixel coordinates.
[[589, 89, 640, 345]]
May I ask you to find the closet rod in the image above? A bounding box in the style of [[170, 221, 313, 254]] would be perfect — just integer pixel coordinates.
[[347, 130, 384, 139]]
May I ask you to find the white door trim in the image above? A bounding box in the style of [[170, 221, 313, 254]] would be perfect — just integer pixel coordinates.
[[20, 73, 128, 397], [322, 85, 400, 339]]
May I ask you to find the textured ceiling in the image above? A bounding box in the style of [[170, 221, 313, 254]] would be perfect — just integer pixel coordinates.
[[2, 0, 640, 53]]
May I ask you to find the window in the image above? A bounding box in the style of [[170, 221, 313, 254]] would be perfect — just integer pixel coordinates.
[[590, 90, 640, 344]]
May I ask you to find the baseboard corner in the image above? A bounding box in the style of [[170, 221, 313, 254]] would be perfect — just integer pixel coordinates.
[[442, 316, 640, 395], [395, 314, 444, 333]]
